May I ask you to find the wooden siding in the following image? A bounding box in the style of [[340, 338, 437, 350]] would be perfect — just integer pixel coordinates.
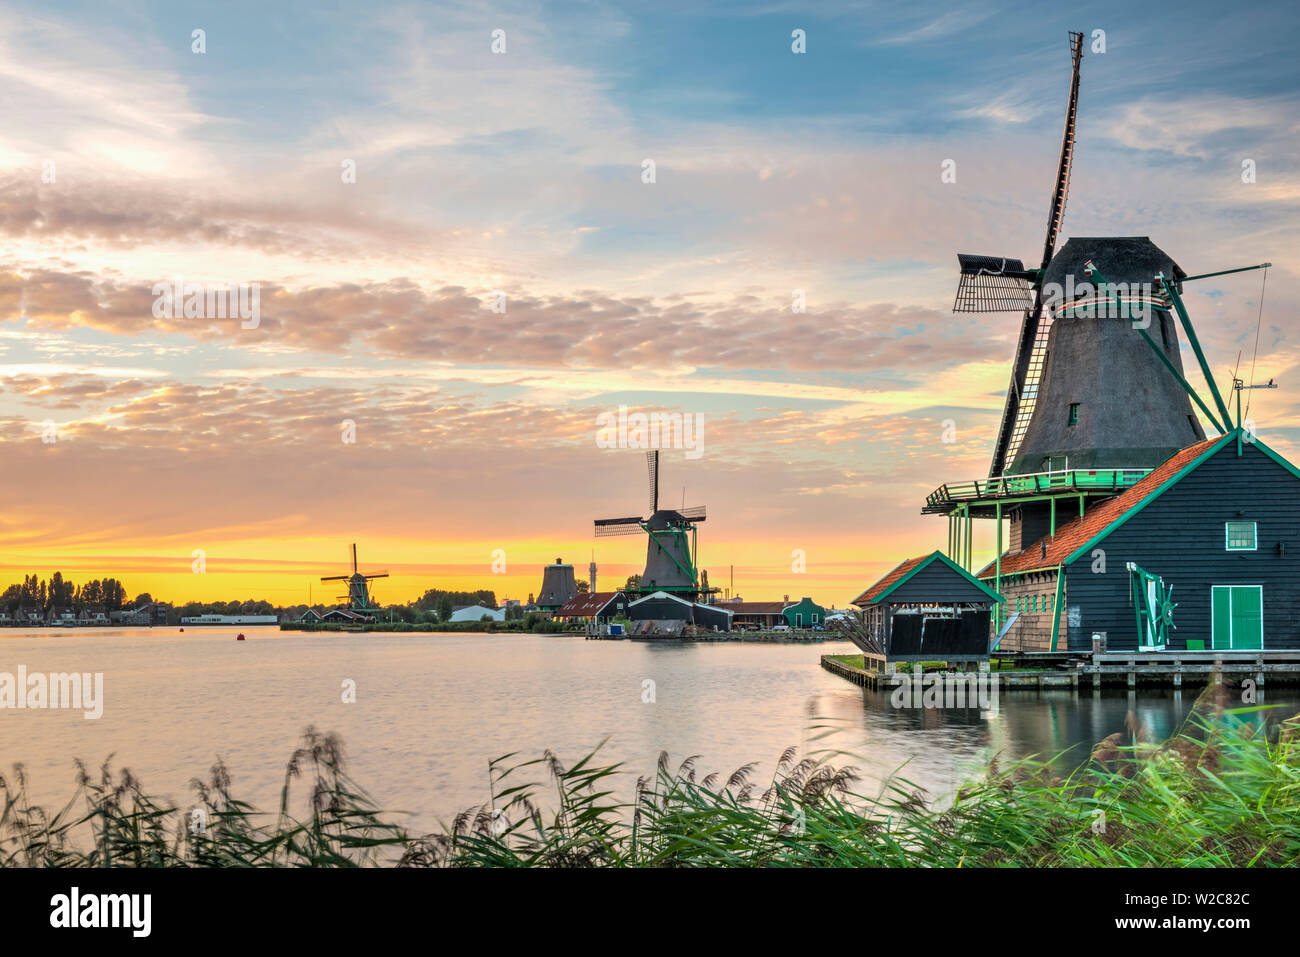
[[1064, 441, 1300, 652], [886, 560, 996, 605], [997, 570, 1060, 652]]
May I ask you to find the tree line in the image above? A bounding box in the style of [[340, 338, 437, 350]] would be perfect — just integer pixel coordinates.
[[1, 573, 132, 613]]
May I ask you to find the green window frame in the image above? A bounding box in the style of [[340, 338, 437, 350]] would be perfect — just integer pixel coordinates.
[[1068, 403, 1079, 426], [1211, 585, 1263, 650], [1225, 521, 1257, 551]]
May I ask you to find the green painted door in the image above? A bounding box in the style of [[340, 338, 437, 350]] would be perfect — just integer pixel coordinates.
[[1211, 586, 1263, 650]]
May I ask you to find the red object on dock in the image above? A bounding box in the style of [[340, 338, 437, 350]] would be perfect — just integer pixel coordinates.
[[236, 633, 246, 641]]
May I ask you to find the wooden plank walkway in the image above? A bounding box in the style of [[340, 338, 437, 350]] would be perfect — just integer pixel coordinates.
[[821, 650, 1300, 691]]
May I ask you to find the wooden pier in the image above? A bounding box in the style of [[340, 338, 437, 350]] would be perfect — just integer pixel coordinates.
[[821, 650, 1300, 691]]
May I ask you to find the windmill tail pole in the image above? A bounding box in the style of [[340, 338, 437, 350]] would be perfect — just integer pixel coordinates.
[[1157, 274, 1235, 428]]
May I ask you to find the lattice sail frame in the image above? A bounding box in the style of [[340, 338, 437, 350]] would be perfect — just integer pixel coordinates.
[[953, 255, 1035, 313]]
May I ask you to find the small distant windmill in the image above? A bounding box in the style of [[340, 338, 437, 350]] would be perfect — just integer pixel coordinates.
[[594, 450, 707, 598], [321, 543, 389, 612]]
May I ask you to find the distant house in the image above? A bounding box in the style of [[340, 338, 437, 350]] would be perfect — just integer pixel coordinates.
[[320, 608, 376, 624], [48, 607, 76, 625], [555, 591, 628, 625], [298, 608, 324, 623], [0, 609, 11, 625], [78, 606, 108, 625], [782, 597, 827, 629], [448, 604, 505, 622], [21, 607, 43, 624], [728, 601, 788, 630], [118, 604, 156, 626]]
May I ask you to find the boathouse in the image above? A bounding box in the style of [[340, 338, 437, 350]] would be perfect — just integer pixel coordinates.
[[629, 591, 732, 631], [982, 430, 1300, 653], [850, 551, 999, 661]]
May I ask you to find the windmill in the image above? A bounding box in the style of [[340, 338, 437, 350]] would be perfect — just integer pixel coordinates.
[[321, 543, 389, 612], [594, 450, 707, 598]]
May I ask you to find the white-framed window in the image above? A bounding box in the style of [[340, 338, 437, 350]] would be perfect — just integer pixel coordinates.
[[1225, 521, 1257, 551]]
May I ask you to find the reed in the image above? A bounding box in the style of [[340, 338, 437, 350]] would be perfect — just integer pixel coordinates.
[[3, 682, 1299, 867]]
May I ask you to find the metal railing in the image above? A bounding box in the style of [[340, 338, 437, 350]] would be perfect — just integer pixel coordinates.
[[926, 466, 1151, 509]]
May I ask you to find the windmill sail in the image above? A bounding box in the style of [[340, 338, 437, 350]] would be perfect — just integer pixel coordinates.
[[953, 255, 1035, 313], [987, 31, 1084, 478], [646, 449, 659, 514]]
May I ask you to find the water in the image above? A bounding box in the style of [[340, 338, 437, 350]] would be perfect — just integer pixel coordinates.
[[1, 627, 1297, 832]]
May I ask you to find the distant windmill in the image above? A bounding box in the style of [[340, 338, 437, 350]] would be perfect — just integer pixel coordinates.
[[594, 450, 707, 598], [321, 543, 389, 612]]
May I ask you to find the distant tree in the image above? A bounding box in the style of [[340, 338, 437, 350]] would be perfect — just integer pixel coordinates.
[[624, 574, 641, 591], [505, 604, 524, 621], [0, 584, 21, 612], [437, 596, 454, 622], [575, 579, 589, 594], [134, 593, 153, 606], [414, 588, 497, 611]]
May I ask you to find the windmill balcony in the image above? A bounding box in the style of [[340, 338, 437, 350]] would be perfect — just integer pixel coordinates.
[[922, 466, 1151, 516]]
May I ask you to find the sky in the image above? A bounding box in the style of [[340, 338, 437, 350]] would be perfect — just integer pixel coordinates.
[[0, 0, 1297, 608]]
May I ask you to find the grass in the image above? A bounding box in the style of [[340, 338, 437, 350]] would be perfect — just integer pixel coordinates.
[[3, 678, 1299, 867]]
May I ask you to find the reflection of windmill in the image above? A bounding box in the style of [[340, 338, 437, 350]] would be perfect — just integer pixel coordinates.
[[321, 543, 388, 611], [594, 450, 706, 598]]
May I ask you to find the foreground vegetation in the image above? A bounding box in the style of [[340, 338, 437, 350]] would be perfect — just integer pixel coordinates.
[[3, 679, 1298, 867]]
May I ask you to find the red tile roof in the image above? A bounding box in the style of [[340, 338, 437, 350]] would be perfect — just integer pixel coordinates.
[[556, 591, 625, 617], [977, 436, 1223, 578], [851, 554, 930, 606]]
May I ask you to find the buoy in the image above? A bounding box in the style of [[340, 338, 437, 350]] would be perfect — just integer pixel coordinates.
[[179, 627, 184, 632], [236, 633, 246, 641]]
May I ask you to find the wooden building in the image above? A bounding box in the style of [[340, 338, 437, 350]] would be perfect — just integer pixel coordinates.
[[555, 591, 629, 625], [981, 430, 1300, 653], [850, 551, 999, 661], [628, 591, 732, 631]]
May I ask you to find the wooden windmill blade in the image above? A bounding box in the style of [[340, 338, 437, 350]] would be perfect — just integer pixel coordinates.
[[679, 505, 707, 521], [594, 517, 644, 538], [953, 255, 1035, 313], [986, 30, 1085, 478], [646, 449, 659, 514]]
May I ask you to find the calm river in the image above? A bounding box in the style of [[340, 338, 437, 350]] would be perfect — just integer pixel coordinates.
[[2, 627, 1297, 832]]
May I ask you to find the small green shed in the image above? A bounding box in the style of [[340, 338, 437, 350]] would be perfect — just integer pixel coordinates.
[[782, 597, 827, 628]]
